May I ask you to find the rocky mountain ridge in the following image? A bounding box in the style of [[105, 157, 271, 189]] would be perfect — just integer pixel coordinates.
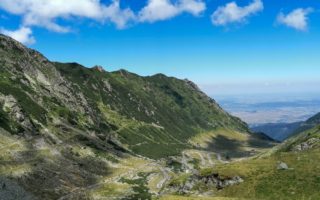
[[0, 33, 251, 159]]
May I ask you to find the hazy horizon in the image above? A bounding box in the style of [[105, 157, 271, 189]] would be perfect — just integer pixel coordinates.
[[214, 92, 320, 125]]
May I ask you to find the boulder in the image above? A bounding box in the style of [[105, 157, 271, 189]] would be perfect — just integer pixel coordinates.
[[277, 162, 289, 170]]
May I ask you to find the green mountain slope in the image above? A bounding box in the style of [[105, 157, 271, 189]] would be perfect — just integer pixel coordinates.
[[0, 34, 250, 159], [289, 112, 320, 138], [287, 125, 320, 150]]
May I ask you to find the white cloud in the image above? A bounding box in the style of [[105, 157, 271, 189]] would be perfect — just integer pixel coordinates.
[[101, 1, 136, 29], [0, 0, 208, 44], [139, 0, 206, 23], [211, 0, 263, 26], [0, 26, 35, 45], [0, 0, 207, 33], [0, 0, 136, 32], [277, 8, 313, 31]]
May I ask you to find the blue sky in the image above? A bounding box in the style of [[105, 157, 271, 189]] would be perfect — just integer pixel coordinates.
[[0, 0, 320, 95]]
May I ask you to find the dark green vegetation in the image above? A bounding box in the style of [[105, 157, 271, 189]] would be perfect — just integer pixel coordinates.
[[120, 172, 152, 200]]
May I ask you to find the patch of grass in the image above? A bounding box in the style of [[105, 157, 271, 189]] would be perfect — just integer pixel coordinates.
[[167, 159, 183, 172], [188, 158, 201, 170], [120, 172, 152, 200], [90, 182, 132, 199], [169, 173, 192, 187], [0, 106, 13, 133], [93, 149, 119, 163]]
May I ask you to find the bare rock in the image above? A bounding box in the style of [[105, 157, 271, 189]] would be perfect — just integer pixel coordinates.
[[292, 138, 320, 152], [277, 162, 289, 170]]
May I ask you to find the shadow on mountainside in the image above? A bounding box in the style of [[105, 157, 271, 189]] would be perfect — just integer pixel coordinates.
[[204, 135, 252, 159], [0, 125, 126, 200], [0, 176, 36, 200], [247, 135, 277, 149]]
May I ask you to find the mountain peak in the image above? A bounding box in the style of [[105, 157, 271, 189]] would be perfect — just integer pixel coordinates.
[[92, 65, 105, 72]]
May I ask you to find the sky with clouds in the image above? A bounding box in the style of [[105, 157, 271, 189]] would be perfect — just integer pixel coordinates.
[[0, 0, 319, 96]]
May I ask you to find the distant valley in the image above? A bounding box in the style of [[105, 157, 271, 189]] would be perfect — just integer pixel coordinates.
[[216, 94, 320, 124], [216, 94, 320, 141], [251, 122, 302, 141]]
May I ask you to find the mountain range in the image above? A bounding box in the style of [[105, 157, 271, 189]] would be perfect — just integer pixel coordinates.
[[252, 113, 320, 141]]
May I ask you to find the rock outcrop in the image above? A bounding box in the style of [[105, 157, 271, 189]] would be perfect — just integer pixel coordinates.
[[169, 172, 243, 195], [292, 138, 320, 152]]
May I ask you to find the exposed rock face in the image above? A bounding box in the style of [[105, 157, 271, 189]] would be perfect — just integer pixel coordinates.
[[102, 79, 112, 92], [0, 94, 34, 132], [201, 173, 243, 190], [170, 173, 243, 195], [292, 138, 320, 152], [92, 65, 105, 72]]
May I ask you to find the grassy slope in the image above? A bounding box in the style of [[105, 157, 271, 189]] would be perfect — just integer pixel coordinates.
[[0, 32, 250, 159], [188, 128, 276, 160], [53, 62, 250, 158], [290, 112, 320, 138], [164, 146, 320, 200], [211, 149, 320, 200], [181, 125, 320, 200]]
